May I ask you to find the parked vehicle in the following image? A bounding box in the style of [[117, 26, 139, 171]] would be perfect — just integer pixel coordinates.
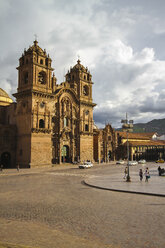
[[79, 161, 93, 169], [128, 161, 138, 166], [156, 159, 164, 163], [138, 159, 146, 164], [73, 161, 79, 164], [116, 160, 125, 165]]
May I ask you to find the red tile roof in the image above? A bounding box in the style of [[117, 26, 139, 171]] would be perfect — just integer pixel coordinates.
[[123, 140, 165, 146], [117, 131, 156, 140]]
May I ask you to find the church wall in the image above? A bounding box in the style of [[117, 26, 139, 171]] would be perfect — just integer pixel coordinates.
[[30, 133, 52, 167], [16, 113, 32, 134], [15, 99, 32, 167], [16, 135, 31, 167], [0, 124, 16, 168], [5, 103, 17, 125], [80, 135, 93, 162], [93, 131, 99, 162], [0, 106, 6, 124]]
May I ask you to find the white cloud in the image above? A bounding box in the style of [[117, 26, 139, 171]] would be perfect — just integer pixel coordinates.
[[92, 39, 165, 127]]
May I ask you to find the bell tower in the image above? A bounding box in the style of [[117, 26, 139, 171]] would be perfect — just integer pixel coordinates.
[[17, 40, 56, 94], [65, 59, 96, 162], [13, 40, 56, 167]]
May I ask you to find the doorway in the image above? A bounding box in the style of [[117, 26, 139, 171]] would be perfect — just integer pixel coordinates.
[[61, 145, 70, 163], [1, 152, 11, 168]]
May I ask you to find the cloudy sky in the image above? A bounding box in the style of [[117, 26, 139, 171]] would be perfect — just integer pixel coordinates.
[[1, 0, 165, 128]]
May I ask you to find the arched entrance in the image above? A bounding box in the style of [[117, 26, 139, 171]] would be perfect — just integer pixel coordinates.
[[1, 152, 11, 168], [61, 145, 70, 163]]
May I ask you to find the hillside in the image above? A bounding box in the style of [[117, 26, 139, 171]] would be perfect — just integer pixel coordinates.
[[133, 118, 165, 135], [116, 118, 165, 135]]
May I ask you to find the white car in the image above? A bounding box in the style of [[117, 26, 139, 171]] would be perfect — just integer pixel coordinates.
[[79, 161, 93, 169], [128, 161, 138, 166], [138, 159, 146, 164], [116, 160, 125, 165]]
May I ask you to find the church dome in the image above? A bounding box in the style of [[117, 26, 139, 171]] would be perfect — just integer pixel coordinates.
[[72, 59, 87, 72], [0, 88, 13, 106], [26, 40, 45, 56]]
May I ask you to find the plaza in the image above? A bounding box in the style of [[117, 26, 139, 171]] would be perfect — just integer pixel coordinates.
[[0, 162, 165, 248]]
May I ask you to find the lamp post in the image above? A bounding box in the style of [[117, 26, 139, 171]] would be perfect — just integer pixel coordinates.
[[121, 113, 133, 182]]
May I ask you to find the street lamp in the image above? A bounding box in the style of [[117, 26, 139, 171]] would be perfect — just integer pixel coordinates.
[[121, 113, 133, 182]]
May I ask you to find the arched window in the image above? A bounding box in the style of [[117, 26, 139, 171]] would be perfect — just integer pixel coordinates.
[[64, 117, 68, 127], [38, 71, 46, 84], [84, 75, 86, 80], [85, 124, 89, 131], [24, 72, 28, 84], [72, 75, 74, 80], [83, 85, 89, 96], [40, 59, 43, 65], [39, 119, 45, 128]]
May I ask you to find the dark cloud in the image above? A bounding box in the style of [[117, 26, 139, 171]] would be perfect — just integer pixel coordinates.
[[1, 0, 165, 128]]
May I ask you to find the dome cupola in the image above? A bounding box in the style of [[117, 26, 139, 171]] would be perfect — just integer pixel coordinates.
[[0, 88, 13, 106]]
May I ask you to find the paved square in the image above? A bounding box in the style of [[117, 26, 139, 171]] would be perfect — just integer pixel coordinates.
[[0, 163, 165, 248]]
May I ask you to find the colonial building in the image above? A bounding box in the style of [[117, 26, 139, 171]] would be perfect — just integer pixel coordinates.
[[0, 40, 96, 168], [93, 124, 116, 163], [116, 131, 165, 161], [1, 40, 165, 169]]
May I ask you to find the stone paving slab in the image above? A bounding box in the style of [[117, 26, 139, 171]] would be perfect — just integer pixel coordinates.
[[84, 169, 165, 197]]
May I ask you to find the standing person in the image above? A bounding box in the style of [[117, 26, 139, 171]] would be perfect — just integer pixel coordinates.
[[123, 166, 128, 179], [139, 169, 143, 181], [158, 166, 161, 176], [16, 164, 20, 172], [0, 164, 3, 172], [145, 167, 150, 182]]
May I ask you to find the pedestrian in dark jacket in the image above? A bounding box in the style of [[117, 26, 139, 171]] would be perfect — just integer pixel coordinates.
[[139, 169, 143, 181]]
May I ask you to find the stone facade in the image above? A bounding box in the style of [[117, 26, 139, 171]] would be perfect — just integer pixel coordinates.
[[0, 40, 96, 168], [2, 40, 163, 169], [116, 131, 165, 161], [93, 124, 116, 163]]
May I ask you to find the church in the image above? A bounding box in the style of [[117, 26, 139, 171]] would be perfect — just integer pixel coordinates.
[[0, 40, 98, 168], [3, 40, 163, 169]]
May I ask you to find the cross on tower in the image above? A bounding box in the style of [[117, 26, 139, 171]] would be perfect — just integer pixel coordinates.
[[77, 54, 81, 64], [34, 34, 38, 41]]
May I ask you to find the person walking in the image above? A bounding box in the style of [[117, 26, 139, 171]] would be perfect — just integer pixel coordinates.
[[123, 166, 128, 179], [145, 167, 150, 182], [139, 169, 143, 181]]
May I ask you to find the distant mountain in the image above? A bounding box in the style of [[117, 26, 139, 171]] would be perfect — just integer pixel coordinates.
[[116, 118, 165, 135], [133, 118, 165, 135]]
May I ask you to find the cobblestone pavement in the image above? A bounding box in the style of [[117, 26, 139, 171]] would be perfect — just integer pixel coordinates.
[[0, 163, 165, 248]]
